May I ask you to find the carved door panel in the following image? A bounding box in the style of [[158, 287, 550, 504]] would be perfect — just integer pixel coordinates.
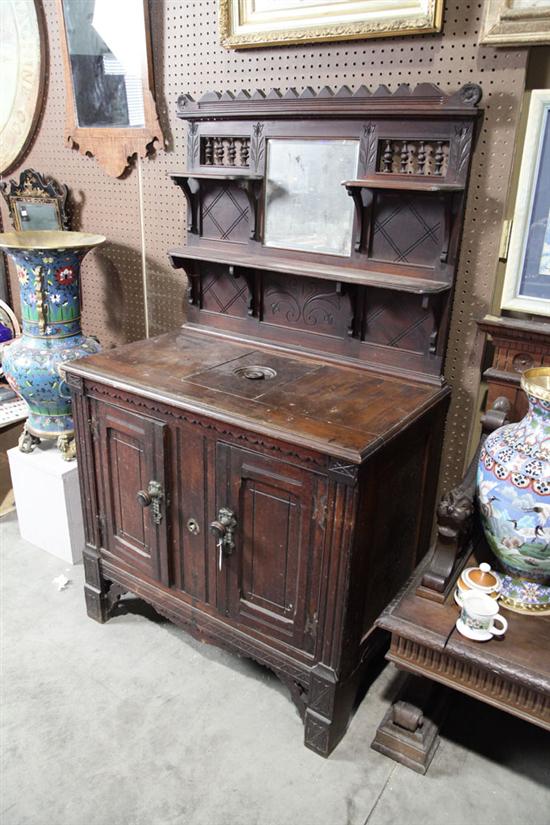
[[215, 443, 327, 654], [96, 402, 170, 586]]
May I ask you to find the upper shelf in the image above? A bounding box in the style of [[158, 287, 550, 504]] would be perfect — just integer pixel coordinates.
[[171, 171, 263, 182], [169, 245, 451, 295], [342, 176, 464, 193], [176, 83, 483, 121]]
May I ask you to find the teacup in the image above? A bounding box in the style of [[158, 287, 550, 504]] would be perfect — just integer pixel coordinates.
[[457, 591, 508, 641]]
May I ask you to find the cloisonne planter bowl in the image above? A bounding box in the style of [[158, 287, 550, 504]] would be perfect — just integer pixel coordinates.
[[0, 231, 105, 459], [477, 367, 550, 615]]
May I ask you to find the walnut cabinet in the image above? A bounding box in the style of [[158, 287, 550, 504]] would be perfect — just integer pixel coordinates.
[[67, 83, 480, 755], [67, 331, 448, 756]]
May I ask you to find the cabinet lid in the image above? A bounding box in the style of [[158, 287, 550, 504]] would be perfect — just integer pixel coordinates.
[[65, 329, 448, 463]]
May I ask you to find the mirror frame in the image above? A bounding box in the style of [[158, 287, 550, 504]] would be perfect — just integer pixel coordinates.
[[1, 169, 69, 232], [0, 0, 47, 175], [56, 0, 165, 177]]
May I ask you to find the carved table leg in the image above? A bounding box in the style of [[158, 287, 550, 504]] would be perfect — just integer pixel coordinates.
[[304, 664, 357, 757], [83, 549, 126, 623], [371, 675, 449, 774]]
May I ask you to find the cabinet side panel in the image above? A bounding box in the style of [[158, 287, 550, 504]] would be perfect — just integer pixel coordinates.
[[71, 383, 100, 550], [358, 404, 447, 640]]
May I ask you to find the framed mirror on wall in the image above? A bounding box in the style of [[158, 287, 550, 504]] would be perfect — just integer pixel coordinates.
[[501, 90, 550, 317], [1, 169, 69, 232], [56, 0, 165, 176], [0, 0, 46, 176]]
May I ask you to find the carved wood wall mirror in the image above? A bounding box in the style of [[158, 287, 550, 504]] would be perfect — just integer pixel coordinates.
[[56, 0, 165, 177], [1, 169, 69, 231], [0, 0, 47, 175], [480, 0, 550, 45]]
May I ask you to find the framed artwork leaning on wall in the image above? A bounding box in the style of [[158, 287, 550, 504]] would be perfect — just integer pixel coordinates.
[[218, 0, 444, 49], [501, 90, 550, 318], [480, 0, 550, 46]]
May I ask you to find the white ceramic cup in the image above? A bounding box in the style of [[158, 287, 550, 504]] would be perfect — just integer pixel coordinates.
[[460, 591, 508, 638]]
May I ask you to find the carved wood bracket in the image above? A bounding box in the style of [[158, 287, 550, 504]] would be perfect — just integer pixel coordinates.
[[417, 397, 512, 602]]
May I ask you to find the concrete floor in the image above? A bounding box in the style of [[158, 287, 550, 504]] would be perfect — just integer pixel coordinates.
[[1, 511, 549, 825]]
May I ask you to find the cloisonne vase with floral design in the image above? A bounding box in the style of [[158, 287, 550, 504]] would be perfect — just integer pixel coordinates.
[[0, 231, 105, 460], [477, 367, 550, 614]]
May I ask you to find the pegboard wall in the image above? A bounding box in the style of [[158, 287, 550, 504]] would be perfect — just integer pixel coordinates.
[[0, 0, 528, 491]]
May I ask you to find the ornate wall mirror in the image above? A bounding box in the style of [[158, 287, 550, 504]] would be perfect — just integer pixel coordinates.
[[0, 0, 46, 175], [56, 0, 165, 177], [1, 169, 69, 232]]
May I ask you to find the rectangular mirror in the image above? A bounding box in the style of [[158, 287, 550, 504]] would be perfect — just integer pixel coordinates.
[[14, 200, 62, 231], [264, 139, 359, 257], [62, 0, 146, 128]]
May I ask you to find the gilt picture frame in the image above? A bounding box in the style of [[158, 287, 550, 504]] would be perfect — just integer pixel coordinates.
[[56, 0, 165, 177], [501, 90, 550, 318], [480, 0, 550, 46], [219, 0, 444, 49]]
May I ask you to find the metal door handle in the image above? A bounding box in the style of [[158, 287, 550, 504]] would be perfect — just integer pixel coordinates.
[[210, 507, 237, 565], [137, 480, 164, 525]]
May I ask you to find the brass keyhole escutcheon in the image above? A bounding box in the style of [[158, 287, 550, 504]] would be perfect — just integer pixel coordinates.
[[187, 518, 200, 535]]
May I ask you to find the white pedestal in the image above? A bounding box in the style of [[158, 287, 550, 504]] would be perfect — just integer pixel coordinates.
[[8, 444, 84, 564]]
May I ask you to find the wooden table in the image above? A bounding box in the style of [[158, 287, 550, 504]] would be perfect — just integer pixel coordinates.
[[372, 551, 550, 773]]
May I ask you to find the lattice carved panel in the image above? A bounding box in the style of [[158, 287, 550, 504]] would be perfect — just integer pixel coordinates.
[[201, 184, 250, 243], [0, 0, 528, 491], [364, 290, 434, 355], [370, 194, 443, 268], [201, 265, 250, 318]]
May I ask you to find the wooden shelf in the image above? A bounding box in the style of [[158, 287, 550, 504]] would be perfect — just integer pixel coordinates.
[[169, 246, 451, 295], [170, 171, 263, 181], [342, 176, 464, 193]]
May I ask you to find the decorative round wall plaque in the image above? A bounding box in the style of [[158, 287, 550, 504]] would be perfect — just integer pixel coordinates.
[[0, 0, 46, 175]]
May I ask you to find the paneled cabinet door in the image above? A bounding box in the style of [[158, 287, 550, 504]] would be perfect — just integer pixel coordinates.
[[96, 402, 170, 586], [215, 443, 327, 655]]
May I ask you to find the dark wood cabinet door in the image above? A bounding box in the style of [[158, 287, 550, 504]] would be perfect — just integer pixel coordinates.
[[215, 443, 327, 655], [96, 402, 170, 586]]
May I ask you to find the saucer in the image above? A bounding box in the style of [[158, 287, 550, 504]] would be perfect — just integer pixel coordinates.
[[455, 618, 492, 642]]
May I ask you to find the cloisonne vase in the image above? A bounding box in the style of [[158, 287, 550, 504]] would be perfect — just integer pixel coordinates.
[[477, 367, 550, 614], [0, 231, 105, 460]]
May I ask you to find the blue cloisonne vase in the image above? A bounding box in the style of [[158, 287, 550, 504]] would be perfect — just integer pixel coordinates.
[[477, 367, 550, 615], [0, 231, 105, 460]]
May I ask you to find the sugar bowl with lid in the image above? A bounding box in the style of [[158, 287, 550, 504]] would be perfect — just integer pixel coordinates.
[[455, 562, 501, 607]]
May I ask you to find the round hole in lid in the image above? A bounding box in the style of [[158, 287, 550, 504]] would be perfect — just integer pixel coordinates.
[[234, 365, 277, 381]]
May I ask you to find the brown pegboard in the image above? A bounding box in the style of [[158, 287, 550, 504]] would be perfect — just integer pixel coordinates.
[[0, 0, 528, 488]]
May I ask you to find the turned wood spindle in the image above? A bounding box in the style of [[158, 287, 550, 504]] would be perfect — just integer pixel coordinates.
[[214, 137, 225, 165], [434, 141, 444, 176], [417, 141, 426, 175], [228, 138, 236, 166], [240, 138, 250, 167], [383, 140, 393, 173], [204, 138, 214, 166], [400, 141, 409, 174]]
